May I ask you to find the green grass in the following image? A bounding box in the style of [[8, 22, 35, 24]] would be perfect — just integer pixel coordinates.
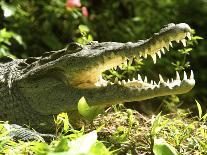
[[0, 101, 207, 155]]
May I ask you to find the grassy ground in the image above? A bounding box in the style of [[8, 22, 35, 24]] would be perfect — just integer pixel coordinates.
[[0, 102, 207, 155]]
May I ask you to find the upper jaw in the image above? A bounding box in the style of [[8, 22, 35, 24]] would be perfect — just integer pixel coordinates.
[[124, 23, 191, 64], [91, 23, 192, 70]]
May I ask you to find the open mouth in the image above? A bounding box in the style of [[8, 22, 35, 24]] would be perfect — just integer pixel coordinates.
[[94, 27, 194, 92]]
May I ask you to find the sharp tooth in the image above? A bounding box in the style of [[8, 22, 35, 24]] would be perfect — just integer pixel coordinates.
[[183, 71, 187, 80], [181, 39, 187, 47], [121, 80, 126, 85], [144, 76, 147, 83], [153, 81, 157, 85], [118, 81, 121, 85], [190, 70, 194, 79], [150, 80, 153, 84], [144, 49, 149, 56], [166, 79, 170, 84], [99, 76, 103, 81], [144, 53, 148, 58], [133, 78, 136, 81], [176, 40, 180, 43], [169, 42, 173, 47], [114, 66, 117, 70], [139, 53, 142, 57], [114, 77, 119, 84], [124, 61, 127, 66], [122, 57, 127, 61], [127, 79, 130, 82], [128, 59, 133, 65], [157, 51, 161, 58], [176, 71, 180, 80], [161, 48, 165, 54], [159, 74, 164, 82], [186, 32, 191, 40], [138, 74, 142, 81], [151, 54, 157, 64], [171, 78, 174, 82], [165, 44, 169, 51]]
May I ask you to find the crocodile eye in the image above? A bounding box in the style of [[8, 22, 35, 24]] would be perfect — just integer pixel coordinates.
[[66, 42, 83, 53]]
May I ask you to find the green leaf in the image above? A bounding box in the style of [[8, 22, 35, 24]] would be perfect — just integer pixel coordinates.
[[78, 25, 90, 34], [112, 126, 128, 143], [153, 138, 178, 155], [151, 112, 162, 137], [1, 2, 16, 17], [12, 35, 24, 46], [0, 28, 12, 38], [54, 137, 69, 152], [77, 97, 104, 121], [202, 113, 207, 121], [66, 131, 97, 155], [195, 100, 202, 119], [55, 113, 70, 132], [49, 131, 111, 155], [89, 141, 111, 155], [192, 36, 203, 40], [87, 34, 93, 42]]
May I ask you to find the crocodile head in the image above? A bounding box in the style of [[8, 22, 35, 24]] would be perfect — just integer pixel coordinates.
[[18, 23, 195, 115]]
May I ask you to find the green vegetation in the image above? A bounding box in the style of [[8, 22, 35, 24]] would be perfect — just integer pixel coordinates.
[[0, 119, 112, 154], [0, 0, 207, 154], [0, 28, 23, 58], [0, 100, 207, 154]]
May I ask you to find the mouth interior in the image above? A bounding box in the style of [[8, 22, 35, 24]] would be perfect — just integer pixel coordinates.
[[95, 31, 194, 90]]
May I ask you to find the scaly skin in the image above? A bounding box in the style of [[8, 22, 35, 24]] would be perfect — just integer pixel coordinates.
[[0, 23, 195, 132]]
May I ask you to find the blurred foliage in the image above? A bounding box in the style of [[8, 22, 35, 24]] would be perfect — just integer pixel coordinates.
[[0, 0, 207, 109], [0, 0, 90, 57], [0, 28, 24, 58]]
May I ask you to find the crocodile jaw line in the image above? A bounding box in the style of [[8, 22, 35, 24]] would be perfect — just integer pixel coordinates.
[[94, 23, 195, 95]]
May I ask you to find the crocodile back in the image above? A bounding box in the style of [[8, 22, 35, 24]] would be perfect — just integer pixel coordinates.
[[0, 60, 56, 132], [0, 60, 24, 122]]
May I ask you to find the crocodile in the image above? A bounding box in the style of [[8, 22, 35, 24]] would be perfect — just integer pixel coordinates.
[[0, 23, 195, 133]]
